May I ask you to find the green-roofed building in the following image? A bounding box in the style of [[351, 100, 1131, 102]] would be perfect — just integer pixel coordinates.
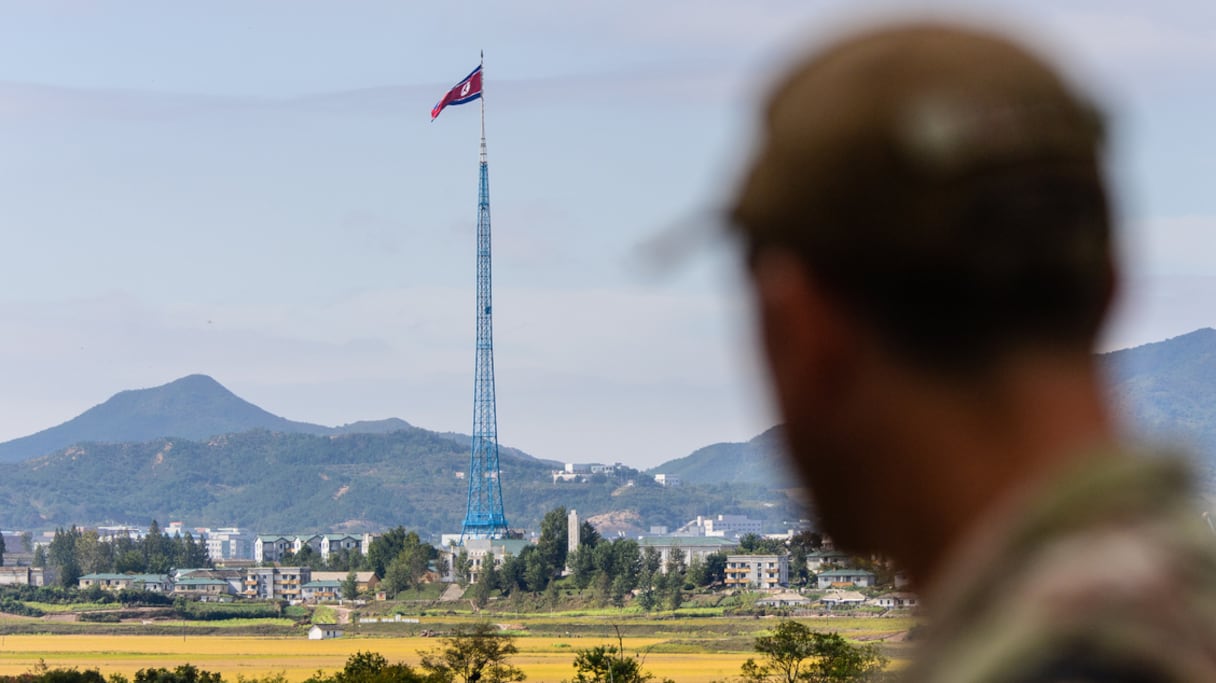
[[636, 535, 738, 570]]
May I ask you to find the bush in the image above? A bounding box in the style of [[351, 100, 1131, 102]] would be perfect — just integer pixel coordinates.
[[77, 612, 121, 623], [133, 665, 222, 683], [0, 598, 45, 617], [174, 601, 280, 621], [0, 667, 108, 683], [118, 590, 174, 607]]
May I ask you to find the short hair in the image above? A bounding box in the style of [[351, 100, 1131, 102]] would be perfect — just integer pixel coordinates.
[[731, 23, 1113, 369]]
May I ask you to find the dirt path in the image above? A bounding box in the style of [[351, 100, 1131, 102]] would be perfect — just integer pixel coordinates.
[[440, 584, 464, 602]]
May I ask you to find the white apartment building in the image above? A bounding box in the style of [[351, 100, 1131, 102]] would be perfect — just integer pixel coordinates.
[[205, 528, 252, 561], [724, 554, 789, 590]]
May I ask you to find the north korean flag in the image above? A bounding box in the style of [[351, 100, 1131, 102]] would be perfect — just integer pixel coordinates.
[[431, 65, 483, 121]]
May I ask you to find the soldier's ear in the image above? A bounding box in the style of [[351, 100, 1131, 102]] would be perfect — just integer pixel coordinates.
[[751, 250, 858, 416]]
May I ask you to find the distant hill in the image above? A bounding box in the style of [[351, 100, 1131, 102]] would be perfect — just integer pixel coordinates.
[[0, 374, 803, 534], [0, 375, 337, 463], [648, 427, 795, 489], [0, 429, 804, 536], [1104, 327, 1216, 471], [648, 328, 1216, 492], [331, 418, 414, 435]]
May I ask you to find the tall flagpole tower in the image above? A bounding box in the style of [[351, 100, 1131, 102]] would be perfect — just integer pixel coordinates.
[[462, 51, 509, 539]]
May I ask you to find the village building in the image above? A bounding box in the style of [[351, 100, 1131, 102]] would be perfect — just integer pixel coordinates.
[[635, 536, 737, 570], [78, 573, 172, 593], [310, 571, 379, 594], [300, 580, 343, 602], [805, 549, 852, 572], [307, 624, 344, 640], [0, 566, 53, 587], [462, 538, 531, 584], [756, 591, 811, 608], [203, 528, 252, 561], [869, 592, 919, 609], [819, 589, 867, 607], [254, 536, 293, 564], [815, 568, 876, 589], [243, 566, 309, 600], [724, 554, 789, 590], [173, 577, 230, 598]]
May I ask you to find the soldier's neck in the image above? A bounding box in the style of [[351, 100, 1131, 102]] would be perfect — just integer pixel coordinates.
[[881, 351, 1116, 589]]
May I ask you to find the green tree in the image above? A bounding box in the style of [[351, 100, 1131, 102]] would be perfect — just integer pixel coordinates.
[[453, 550, 471, 585], [343, 569, 360, 600], [420, 621, 526, 683], [609, 574, 631, 608], [569, 547, 596, 590], [76, 530, 114, 575], [115, 549, 145, 574], [661, 552, 686, 611], [523, 549, 549, 594], [473, 560, 499, 608], [366, 527, 409, 579], [0, 529, 5, 566], [543, 578, 561, 610], [788, 531, 823, 585], [142, 521, 172, 574], [740, 621, 887, 683], [133, 664, 224, 683], [327, 548, 364, 572], [176, 532, 211, 569], [699, 551, 728, 587], [48, 526, 82, 587], [738, 534, 785, 555], [382, 555, 414, 597], [498, 552, 526, 595], [635, 547, 662, 611], [569, 645, 669, 683], [294, 544, 321, 570], [534, 507, 569, 583], [579, 521, 602, 548], [378, 531, 435, 596], [568, 628, 672, 683], [301, 651, 428, 683]]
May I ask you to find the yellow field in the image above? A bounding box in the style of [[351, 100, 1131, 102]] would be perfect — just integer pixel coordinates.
[[0, 635, 754, 683]]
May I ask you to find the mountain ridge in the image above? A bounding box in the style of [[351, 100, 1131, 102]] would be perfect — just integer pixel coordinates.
[[0, 375, 416, 464], [648, 426, 793, 487]]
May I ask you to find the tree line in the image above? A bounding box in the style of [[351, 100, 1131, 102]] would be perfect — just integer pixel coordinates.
[[39, 521, 211, 587], [462, 507, 831, 609], [32, 521, 442, 598]]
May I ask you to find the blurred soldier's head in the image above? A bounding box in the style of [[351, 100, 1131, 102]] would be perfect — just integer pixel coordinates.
[[731, 23, 1114, 564]]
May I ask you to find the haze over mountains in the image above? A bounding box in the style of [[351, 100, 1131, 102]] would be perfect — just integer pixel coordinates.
[[0, 327, 1213, 533]]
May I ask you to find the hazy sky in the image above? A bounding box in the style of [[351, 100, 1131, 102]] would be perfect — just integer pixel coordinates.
[[1, 1, 1213, 468]]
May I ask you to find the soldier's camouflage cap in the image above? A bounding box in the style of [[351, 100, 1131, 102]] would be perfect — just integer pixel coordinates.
[[731, 23, 1112, 362]]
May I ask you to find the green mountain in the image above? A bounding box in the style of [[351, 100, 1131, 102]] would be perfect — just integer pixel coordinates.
[[0, 373, 802, 534], [10, 322, 1216, 538], [0, 375, 332, 463], [1104, 327, 1216, 469], [649, 328, 1216, 491], [0, 428, 803, 536], [648, 427, 794, 488]]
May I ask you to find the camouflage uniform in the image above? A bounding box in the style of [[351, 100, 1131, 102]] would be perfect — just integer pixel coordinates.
[[905, 450, 1216, 682]]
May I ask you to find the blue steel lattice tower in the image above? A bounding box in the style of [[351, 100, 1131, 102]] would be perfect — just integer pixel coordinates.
[[462, 56, 509, 539]]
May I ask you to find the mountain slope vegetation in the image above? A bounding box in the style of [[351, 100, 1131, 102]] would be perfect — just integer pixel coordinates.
[[648, 427, 794, 488], [0, 429, 802, 535]]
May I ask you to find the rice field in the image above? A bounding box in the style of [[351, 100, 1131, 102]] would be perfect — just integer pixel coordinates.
[[0, 611, 916, 682], [0, 634, 757, 683]]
